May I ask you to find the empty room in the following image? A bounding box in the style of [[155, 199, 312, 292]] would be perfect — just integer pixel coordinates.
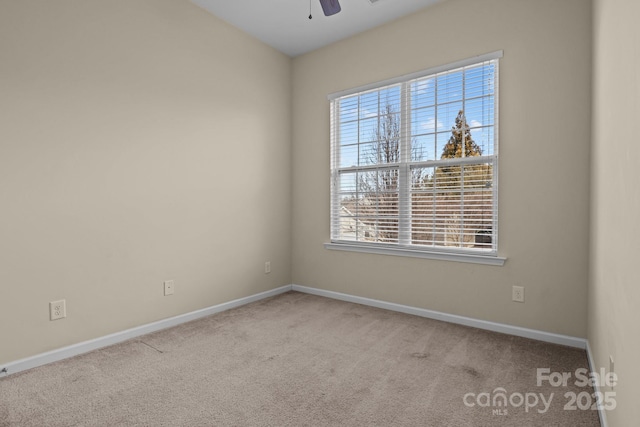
[[0, 0, 637, 426]]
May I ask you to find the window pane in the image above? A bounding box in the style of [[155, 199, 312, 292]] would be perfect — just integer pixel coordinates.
[[379, 86, 401, 111], [358, 142, 377, 166], [339, 96, 359, 122], [358, 117, 378, 141], [339, 172, 358, 193], [343, 168, 400, 243], [465, 63, 495, 99], [338, 144, 358, 168], [411, 78, 435, 108], [437, 102, 463, 132], [339, 121, 358, 145], [437, 70, 463, 104], [469, 126, 494, 156], [336, 85, 403, 169], [412, 106, 436, 135], [359, 91, 378, 119], [412, 134, 437, 162]]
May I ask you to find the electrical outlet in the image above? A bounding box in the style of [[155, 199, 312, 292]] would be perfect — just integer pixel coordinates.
[[265, 261, 271, 274], [50, 300, 66, 320], [164, 280, 175, 296], [512, 286, 525, 303]]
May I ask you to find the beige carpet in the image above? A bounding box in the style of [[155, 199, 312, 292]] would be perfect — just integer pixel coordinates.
[[0, 291, 600, 426]]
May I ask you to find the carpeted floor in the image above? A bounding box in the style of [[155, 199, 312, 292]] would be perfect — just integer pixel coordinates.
[[0, 291, 600, 426]]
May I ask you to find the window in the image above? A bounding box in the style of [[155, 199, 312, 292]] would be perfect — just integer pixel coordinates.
[[328, 52, 503, 264]]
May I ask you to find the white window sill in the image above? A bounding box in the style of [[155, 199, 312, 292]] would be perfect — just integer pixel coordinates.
[[324, 242, 506, 266]]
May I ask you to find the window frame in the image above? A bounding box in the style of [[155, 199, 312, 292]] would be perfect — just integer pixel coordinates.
[[326, 51, 505, 266]]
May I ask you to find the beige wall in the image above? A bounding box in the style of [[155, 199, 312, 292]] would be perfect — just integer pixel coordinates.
[[590, 0, 640, 425], [0, 0, 292, 365], [292, 0, 592, 337]]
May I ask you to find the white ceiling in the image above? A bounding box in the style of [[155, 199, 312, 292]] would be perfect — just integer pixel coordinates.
[[191, 0, 444, 57]]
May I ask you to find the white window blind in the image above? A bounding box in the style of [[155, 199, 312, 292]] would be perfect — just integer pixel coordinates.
[[329, 52, 501, 257]]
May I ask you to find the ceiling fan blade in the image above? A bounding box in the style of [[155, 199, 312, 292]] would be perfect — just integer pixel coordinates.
[[319, 0, 341, 16]]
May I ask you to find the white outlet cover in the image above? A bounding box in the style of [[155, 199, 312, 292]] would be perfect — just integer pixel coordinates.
[[164, 280, 175, 296], [50, 300, 66, 320], [512, 286, 525, 303]]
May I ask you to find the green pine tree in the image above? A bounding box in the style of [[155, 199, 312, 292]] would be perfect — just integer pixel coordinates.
[[441, 110, 482, 159]]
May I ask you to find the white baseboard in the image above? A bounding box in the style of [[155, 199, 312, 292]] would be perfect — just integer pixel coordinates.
[[1, 284, 589, 379], [585, 340, 609, 427], [291, 284, 587, 349], [0, 285, 292, 378]]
